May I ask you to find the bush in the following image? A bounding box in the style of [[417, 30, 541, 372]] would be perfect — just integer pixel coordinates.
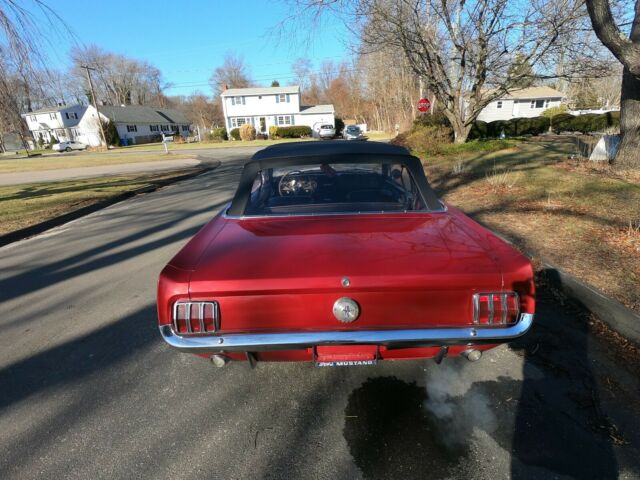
[[550, 113, 576, 133], [102, 120, 120, 146], [208, 127, 227, 141], [268, 126, 278, 138], [239, 123, 256, 141], [229, 128, 241, 140], [335, 117, 345, 136], [274, 126, 312, 138], [412, 112, 451, 130], [403, 125, 454, 154], [482, 116, 550, 138], [550, 111, 620, 134], [49, 134, 59, 146], [469, 120, 488, 140], [541, 105, 568, 118]]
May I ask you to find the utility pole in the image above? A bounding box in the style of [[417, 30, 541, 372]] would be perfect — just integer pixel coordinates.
[[80, 65, 107, 147]]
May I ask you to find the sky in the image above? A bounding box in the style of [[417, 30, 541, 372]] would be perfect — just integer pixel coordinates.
[[39, 0, 352, 96]]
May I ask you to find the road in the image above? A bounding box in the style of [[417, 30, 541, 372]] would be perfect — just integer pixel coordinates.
[[1, 147, 639, 480]]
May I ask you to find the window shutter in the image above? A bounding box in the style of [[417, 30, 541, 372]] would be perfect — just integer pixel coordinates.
[[286, 94, 290, 103], [276, 95, 279, 104], [242, 96, 246, 105]]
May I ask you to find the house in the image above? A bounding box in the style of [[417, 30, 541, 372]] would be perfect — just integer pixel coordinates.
[[89, 105, 191, 145], [477, 86, 565, 122], [22, 104, 192, 147], [22, 104, 88, 146], [220, 86, 335, 137]]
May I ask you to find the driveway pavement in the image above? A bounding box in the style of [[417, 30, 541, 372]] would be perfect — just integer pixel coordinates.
[[0, 154, 639, 479]]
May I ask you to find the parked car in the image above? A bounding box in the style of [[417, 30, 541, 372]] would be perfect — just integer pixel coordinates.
[[344, 125, 363, 140], [157, 141, 535, 367], [318, 124, 336, 139], [52, 140, 87, 152]]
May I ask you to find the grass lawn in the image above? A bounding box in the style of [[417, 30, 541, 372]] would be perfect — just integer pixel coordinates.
[[0, 170, 197, 235], [422, 139, 640, 313], [117, 137, 318, 152], [0, 152, 193, 174]]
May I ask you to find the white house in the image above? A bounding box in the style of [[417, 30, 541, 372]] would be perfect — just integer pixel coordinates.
[[477, 86, 565, 122], [220, 86, 335, 137], [23, 104, 192, 147], [22, 104, 88, 146]]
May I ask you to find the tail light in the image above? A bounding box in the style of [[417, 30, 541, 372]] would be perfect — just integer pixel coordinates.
[[173, 301, 218, 335], [473, 292, 519, 325]]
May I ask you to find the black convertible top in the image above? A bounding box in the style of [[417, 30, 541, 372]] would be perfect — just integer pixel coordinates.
[[227, 141, 442, 216], [250, 140, 411, 160]]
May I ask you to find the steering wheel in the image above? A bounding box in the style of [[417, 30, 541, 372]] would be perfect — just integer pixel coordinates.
[[278, 170, 302, 196]]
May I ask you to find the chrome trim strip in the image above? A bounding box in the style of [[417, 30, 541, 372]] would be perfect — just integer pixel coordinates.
[[221, 202, 448, 220], [488, 295, 494, 325], [472, 294, 480, 324], [158, 313, 534, 353]]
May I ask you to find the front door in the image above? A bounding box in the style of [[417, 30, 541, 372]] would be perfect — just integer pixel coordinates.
[[259, 117, 266, 134]]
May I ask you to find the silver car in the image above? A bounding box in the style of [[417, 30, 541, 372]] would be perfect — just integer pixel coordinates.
[[318, 124, 336, 139], [344, 125, 363, 140], [53, 140, 87, 152]]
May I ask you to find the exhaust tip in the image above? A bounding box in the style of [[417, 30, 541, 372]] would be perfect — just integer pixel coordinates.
[[210, 354, 227, 367], [462, 349, 482, 362]]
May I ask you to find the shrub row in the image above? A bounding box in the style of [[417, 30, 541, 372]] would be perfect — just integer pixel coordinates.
[[229, 128, 241, 140], [271, 126, 312, 138], [549, 112, 619, 134], [470, 116, 550, 139], [469, 111, 620, 139]]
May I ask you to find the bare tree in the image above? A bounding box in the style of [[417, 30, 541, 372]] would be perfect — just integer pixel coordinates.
[[71, 45, 169, 107], [0, 0, 67, 137], [586, 0, 639, 167], [290, 0, 607, 143], [209, 52, 252, 97]]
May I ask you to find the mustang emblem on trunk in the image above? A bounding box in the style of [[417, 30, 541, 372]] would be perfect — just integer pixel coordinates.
[[333, 297, 360, 323]]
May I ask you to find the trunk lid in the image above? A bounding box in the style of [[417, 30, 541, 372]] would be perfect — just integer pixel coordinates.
[[188, 213, 503, 332]]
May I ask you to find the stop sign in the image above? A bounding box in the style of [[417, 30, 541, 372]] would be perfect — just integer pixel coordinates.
[[417, 98, 431, 113]]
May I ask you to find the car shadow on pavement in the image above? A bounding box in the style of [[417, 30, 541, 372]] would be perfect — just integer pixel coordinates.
[[507, 274, 620, 479], [341, 280, 622, 479]]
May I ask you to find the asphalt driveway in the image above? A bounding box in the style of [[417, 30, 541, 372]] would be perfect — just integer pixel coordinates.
[[0, 153, 638, 479]]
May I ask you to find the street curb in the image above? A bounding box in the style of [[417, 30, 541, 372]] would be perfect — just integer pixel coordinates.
[[0, 159, 221, 248], [541, 265, 640, 346]]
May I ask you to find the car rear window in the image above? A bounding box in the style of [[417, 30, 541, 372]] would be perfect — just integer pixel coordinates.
[[244, 162, 427, 215], [321, 125, 333, 129]]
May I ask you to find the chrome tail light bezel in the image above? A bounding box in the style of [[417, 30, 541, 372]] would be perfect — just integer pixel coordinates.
[[472, 292, 520, 326], [172, 301, 219, 336]]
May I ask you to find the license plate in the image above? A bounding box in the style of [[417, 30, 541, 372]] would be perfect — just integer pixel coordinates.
[[316, 359, 378, 367]]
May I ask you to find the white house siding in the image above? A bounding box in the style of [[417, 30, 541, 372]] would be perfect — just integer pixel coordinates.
[[23, 105, 87, 145], [477, 97, 563, 122]]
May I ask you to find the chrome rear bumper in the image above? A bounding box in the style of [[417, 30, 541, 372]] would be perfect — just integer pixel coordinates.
[[158, 313, 534, 353]]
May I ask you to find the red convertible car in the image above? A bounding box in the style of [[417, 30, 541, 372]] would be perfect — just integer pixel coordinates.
[[157, 141, 535, 367]]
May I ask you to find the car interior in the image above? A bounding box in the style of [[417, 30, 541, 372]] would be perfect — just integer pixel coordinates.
[[245, 162, 427, 215]]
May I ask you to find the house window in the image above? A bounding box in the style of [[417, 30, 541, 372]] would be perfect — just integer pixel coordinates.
[[30, 115, 37, 122], [150, 125, 159, 132], [181, 125, 189, 132], [277, 115, 292, 126], [231, 117, 250, 128], [531, 99, 544, 109], [161, 125, 169, 131], [65, 113, 70, 119], [545, 99, 550, 108], [49, 113, 56, 120], [496, 101, 503, 109], [127, 125, 137, 132], [232, 96, 244, 105], [277, 94, 288, 103]]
